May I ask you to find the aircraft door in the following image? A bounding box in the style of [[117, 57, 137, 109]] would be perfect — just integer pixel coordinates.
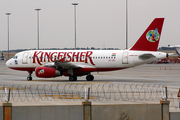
[[122, 52, 128, 64], [22, 52, 29, 64]]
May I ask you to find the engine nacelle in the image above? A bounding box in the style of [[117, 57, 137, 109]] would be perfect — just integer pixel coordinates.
[[35, 67, 62, 78]]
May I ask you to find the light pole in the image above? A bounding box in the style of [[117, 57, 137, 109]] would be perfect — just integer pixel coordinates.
[[5, 13, 11, 59], [72, 3, 78, 50], [126, 0, 128, 49], [35, 8, 41, 50]]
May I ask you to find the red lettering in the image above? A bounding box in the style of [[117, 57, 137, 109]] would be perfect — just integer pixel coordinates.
[[33, 51, 95, 66], [33, 51, 42, 65], [57, 52, 64, 60], [40, 52, 44, 62], [51, 52, 57, 62], [85, 51, 95, 65], [72, 52, 79, 62], [44, 52, 51, 62], [64, 52, 67, 61], [80, 52, 86, 62], [66, 52, 72, 62]]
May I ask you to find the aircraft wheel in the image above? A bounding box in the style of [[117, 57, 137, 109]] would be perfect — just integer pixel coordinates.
[[86, 75, 94, 81], [27, 77, 32, 81], [27, 71, 33, 81], [69, 76, 77, 81]]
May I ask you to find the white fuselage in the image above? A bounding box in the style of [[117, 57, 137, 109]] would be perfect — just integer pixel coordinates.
[[5, 18, 166, 81], [6, 49, 167, 72]]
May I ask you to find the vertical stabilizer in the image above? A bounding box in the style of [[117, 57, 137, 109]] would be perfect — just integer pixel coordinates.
[[130, 18, 164, 51]]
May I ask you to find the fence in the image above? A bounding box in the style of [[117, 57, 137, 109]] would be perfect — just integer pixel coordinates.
[[0, 83, 179, 108]]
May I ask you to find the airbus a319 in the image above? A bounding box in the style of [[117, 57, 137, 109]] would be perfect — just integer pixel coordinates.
[[6, 18, 167, 81]]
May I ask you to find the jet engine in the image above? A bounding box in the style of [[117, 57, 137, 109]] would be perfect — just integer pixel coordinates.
[[35, 67, 62, 78]]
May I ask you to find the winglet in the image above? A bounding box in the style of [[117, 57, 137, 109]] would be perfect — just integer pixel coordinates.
[[130, 18, 164, 51]]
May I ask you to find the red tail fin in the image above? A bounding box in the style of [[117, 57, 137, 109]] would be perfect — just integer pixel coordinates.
[[130, 18, 164, 51]]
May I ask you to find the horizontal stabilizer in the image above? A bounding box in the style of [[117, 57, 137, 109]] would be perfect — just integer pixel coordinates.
[[167, 53, 176, 56], [173, 45, 180, 56], [139, 53, 155, 60]]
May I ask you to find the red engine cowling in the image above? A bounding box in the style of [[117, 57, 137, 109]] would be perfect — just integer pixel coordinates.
[[35, 67, 62, 78]]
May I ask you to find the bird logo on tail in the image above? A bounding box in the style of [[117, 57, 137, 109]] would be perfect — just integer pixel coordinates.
[[146, 28, 159, 42]]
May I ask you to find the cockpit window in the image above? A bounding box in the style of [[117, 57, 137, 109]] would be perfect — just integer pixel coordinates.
[[13, 56, 18, 59]]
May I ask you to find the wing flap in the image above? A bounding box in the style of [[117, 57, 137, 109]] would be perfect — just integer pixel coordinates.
[[55, 60, 81, 69], [43, 58, 93, 70]]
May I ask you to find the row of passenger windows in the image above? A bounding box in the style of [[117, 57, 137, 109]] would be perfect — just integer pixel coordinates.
[[29, 56, 116, 59]]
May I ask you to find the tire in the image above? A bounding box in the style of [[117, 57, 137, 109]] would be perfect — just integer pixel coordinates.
[[27, 77, 32, 81], [86, 75, 94, 81], [69, 76, 77, 81]]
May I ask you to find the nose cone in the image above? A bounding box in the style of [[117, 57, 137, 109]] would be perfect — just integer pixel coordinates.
[[6, 59, 12, 67]]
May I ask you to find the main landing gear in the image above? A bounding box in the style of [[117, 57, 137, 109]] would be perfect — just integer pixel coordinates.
[[86, 74, 94, 81], [68, 74, 94, 81], [69, 76, 77, 81], [27, 71, 33, 81]]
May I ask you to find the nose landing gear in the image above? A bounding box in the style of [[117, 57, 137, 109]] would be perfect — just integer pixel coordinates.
[[27, 71, 33, 81]]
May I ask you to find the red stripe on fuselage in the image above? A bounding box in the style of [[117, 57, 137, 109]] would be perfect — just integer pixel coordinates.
[[9, 67, 35, 71], [9, 67, 124, 72]]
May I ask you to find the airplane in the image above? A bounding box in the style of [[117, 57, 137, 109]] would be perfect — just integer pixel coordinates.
[[6, 18, 168, 81], [173, 45, 180, 56]]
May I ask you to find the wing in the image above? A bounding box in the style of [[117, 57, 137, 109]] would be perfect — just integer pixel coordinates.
[[43, 58, 81, 69], [54, 60, 81, 69], [43, 58, 94, 76]]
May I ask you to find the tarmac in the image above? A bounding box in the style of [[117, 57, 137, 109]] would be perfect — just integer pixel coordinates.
[[1, 60, 180, 86], [0, 60, 180, 107]]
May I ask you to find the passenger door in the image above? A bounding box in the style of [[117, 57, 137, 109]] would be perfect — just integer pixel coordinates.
[[22, 52, 29, 64], [122, 52, 128, 64]]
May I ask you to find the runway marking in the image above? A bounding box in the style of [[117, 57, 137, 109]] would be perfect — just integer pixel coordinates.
[[0, 87, 27, 90], [93, 73, 113, 75], [59, 82, 110, 85], [0, 73, 8, 75], [31, 80, 110, 84]]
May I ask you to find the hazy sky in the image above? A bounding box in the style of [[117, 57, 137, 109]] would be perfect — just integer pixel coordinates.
[[0, 0, 180, 51]]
